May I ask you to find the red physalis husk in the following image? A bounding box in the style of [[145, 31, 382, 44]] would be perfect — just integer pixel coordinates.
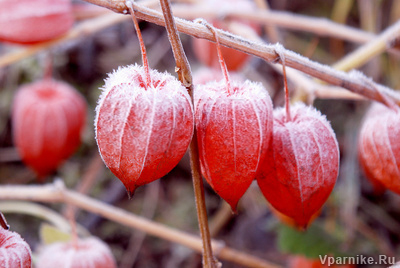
[[12, 79, 87, 180], [0, 0, 74, 44], [95, 64, 194, 197], [195, 79, 273, 211], [0, 227, 32, 268], [257, 102, 339, 228], [358, 102, 400, 195], [36, 237, 117, 268]]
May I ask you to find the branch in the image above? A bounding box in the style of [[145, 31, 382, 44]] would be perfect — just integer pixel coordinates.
[[82, 0, 374, 44], [170, 4, 373, 44], [0, 182, 281, 268], [1, 1, 398, 107], [122, 1, 400, 106]]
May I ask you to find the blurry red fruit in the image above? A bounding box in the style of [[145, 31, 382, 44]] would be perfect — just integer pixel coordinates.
[[0, 227, 32, 268], [257, 103, 339, 228], [191, 0, 260, 71], [36, 237, 117, 268], [0, 0, 74, 44], [195, 80, 273, 211], [95, 64, 194, 197], [12, 79, 87, 179], [358, 103, 400, 194]]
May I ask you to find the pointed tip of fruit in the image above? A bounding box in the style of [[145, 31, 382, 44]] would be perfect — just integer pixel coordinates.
[[295, 224, 308, 232], [125, 186, 137, 200], [228, 202, 239, 215], [36, 174, 48, 183], [293, 217, 312, 231]]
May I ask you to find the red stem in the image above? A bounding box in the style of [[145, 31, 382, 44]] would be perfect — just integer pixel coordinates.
[[66, 205, 79, 248], [203, 21, 231, 94], [0, 212, 9, 230], [127, 1, 151, 87], [277, 48, 291, 122], [43, 52, 53, 80]]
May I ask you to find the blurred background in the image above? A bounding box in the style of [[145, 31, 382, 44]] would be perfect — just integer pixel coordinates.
[[1, 0, 400, 267]]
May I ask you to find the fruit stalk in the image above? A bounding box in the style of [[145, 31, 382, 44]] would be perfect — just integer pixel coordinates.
[[127, 2, 151, 86], [277, 47, 292, 122], [0, 212, 9, 230], [158, 0, 217, 267], [201, 21, 232, 94]]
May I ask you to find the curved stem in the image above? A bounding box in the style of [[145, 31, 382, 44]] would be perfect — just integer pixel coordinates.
[[275, 45, 291, 121], [127, 0, 151, 86], [0, 212, 9, 230], [200, 20, 232, 95]]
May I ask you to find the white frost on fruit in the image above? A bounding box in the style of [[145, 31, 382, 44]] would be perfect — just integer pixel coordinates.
[[36, 237, 117, 268], [0, 228, 32, 268]]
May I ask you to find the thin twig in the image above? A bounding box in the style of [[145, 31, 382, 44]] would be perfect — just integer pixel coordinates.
[[333, 19, 400, 71], [252, 0, 280, 43], [0, 182, 281, 268], [0, 12, 128, 68], [0, 201, 88, 236], [0, 0, 158, 69], [157, 0, 217, 267]]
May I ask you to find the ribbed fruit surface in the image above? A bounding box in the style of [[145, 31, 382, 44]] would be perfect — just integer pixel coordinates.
[[0, 228, 32, 268], [257, 103, 339, 228], [95, 64, 194, 196], [195, 80, 273, 211], [12, 79, 87, 179], [0, 0, 74, 44], [358, 103, 400, 194], [36, 237, 116, 268]]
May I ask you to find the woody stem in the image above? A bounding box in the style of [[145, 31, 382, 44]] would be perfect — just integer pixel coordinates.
[[159, 0, 218, 267]]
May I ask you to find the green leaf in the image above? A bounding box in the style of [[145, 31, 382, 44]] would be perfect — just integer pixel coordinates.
[[39, 223, 72, 245], [277, 221, 348, 258]]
